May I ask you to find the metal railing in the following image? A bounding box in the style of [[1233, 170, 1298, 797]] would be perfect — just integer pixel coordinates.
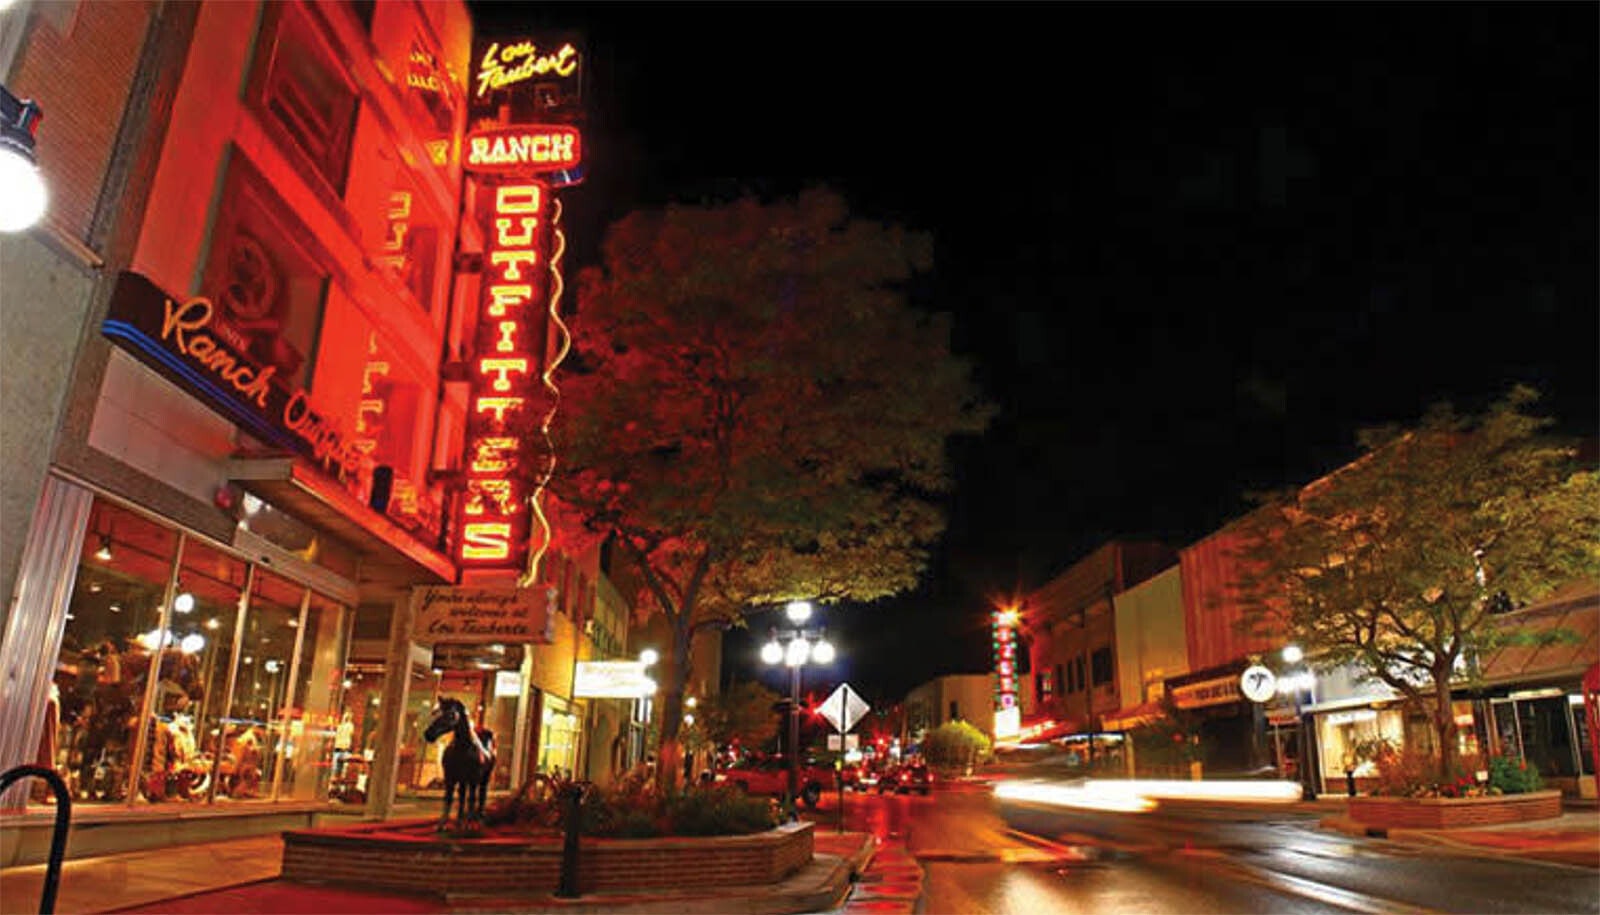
[[0, 765, 71, 914]]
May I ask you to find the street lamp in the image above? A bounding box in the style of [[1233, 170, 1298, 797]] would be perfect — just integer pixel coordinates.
[[761, 600, 836, 812], [0, 83, 46, 233], [1278, 644, 1318, 801]]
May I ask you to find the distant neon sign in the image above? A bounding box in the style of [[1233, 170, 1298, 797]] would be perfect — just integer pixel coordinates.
[[466, 126, 581, 175], [456, 181, 549, 566], [993, 612, 1019, 711]]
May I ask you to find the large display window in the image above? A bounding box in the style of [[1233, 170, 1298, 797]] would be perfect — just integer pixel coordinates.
[[35, 496, 353, 810]]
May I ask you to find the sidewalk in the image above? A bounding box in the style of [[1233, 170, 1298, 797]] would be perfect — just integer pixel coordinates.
[[0, 828, 880, 915], [1321, 804, 1600, 869]]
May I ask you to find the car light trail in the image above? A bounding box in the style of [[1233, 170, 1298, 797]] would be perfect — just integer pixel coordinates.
[[994, 777, 1302, 812]]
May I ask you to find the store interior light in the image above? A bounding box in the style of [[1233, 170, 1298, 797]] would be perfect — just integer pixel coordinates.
[[0, 83, 46, 233], [94, 535, 113, 562]]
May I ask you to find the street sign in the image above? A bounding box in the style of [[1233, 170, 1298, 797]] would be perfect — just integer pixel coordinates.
[[818, 683, 870, 733], [1240, 664, 1277, 703], [826, 734, 860, 751]]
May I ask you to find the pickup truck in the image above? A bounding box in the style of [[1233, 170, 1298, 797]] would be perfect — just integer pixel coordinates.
[[715, 756, 837, 809]]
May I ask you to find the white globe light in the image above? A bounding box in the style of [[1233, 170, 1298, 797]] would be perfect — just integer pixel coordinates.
[[683, 713, 695, 726], [785, 636, 810, 667], [785, 600, 813, 624], [638, 648, 659, 666], [760, 640, 784, 665], [174, 592, 196, 613], [1281, 645, 1303, 665], [180, 633, 206, 654], [0, 146, 46, 233], [811, 638, 835, 665]]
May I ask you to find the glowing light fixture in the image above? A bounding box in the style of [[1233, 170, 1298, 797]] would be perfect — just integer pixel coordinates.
[[94, 535, 113, 562], [638, 648, 659, 667], [173, 591, 195, 613], [784, 635, 810, 667], [760, 640, 784, 665], [811, 636, 835, 665], [785, 600, 813, 624], [0, 84, 45, 233], [179, 633, 206, 654], [1282, 644, 1304, 664]]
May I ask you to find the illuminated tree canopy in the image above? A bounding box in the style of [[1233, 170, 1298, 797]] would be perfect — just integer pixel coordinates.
[[554, 187, 993, 779], [1234, 386, 1600, 780]]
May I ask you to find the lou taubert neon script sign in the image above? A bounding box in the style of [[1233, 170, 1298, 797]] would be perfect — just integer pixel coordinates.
[[458, 182, 549, 565]]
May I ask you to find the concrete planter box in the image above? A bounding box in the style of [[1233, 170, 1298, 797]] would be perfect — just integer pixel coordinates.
[[282, 818, 814, 897], [1348, 790, 1562, 829]]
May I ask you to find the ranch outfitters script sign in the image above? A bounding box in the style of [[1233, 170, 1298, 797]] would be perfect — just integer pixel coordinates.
[[413, 586, 552, 643]]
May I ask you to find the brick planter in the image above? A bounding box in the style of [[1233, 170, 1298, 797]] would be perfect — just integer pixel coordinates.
[[281, 819, 814, 897], [1347, 790, 1562, 829]]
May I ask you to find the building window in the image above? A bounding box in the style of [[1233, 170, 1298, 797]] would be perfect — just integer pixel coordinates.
[[247, 2, 360, 193], [1091, 647, 1114, 687], [199, 155, 330, 391], [1075, 658, 1086, 693], [1054, 664, 1066, 696]]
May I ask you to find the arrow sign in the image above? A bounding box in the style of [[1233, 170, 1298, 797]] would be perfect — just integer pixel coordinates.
[[818, 683, 870, 733]]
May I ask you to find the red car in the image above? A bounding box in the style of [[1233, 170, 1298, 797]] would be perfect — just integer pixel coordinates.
[[716, 756, 837, 808]]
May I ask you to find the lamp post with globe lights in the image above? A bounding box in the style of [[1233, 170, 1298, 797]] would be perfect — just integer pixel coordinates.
[[1277, 644, 1319, 800], [760, 600, 836, 811]]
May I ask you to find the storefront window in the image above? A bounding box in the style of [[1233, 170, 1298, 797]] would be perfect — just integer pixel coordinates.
[[51, 501, 180, 805], [220, 569, 303, 800], [539, 694, 580, 778], [1318, 708, 1402, 778], [280, 591, 350, 800], [140, 538, 247, 805]]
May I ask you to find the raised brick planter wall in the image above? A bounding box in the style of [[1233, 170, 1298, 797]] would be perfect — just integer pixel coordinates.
[[1348, 790, 1563, 829], [281, 819, 814, 896]]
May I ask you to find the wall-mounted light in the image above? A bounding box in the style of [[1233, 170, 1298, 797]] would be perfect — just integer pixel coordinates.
[[94, 534, 113, 562], [0, 83, 46, 233]]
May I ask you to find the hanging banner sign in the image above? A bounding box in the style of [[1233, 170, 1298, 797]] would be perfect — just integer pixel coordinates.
[[413, 585, 551, 643], [1170, 674, 1244, 710], [466, 125, 581, 175]]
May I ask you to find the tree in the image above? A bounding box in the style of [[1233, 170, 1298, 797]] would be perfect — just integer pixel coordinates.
[[1234, 386, 1599, 781], [701, 679, 782, 752], [920, 720, 992, 772], [554, 188, 993, 788]]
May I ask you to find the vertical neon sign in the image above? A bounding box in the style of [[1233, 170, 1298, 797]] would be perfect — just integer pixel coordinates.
[[993, 611, 1018, 712], [457, 181, 549, 566]]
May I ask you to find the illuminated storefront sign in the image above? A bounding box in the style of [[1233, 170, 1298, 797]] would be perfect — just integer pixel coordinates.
[[465, 125, 581, 174], [102, 271, 367, 484], [474, 40, 578, 99], [573, 661, 656, 699], [455, 181, 549, 567], [993, 612, 1019, 712]]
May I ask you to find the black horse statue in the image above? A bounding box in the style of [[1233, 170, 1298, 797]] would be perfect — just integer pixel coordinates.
[[423, 698, 496, 828]]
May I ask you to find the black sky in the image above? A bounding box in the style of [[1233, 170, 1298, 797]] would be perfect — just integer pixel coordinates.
[[470, 2, 1599, 704]]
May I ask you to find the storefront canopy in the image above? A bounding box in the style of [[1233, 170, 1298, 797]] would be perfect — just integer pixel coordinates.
[[229, 456, 456, 587], [1476, 580, 1599, 687]]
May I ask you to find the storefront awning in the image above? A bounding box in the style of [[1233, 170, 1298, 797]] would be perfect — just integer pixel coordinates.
[[229, 456, 456, 586], [1102, 700, 1164, 731]]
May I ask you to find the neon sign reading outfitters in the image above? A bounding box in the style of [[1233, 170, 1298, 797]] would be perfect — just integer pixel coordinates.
[[457, 181, 549, 565]]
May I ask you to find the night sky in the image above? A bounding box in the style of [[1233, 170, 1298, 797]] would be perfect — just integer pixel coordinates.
[[470, 3, 1599, 705]]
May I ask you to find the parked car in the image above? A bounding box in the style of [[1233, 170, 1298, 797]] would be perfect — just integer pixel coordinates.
[[716, 755, 836, 808], [879, 761, 932, 795], [841, 761, 886, 792]]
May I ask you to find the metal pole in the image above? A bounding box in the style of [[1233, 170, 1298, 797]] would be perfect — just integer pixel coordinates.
[[1298, 692, 1316, 801], [787, 662, 801, 814], [837, 684, 847, 834]]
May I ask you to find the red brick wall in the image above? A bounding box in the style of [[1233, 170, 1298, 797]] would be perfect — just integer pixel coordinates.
[[281, 820, 815, 895]]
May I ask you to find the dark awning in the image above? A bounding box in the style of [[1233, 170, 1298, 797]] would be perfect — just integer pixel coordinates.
[[229, 456, 455, 587]]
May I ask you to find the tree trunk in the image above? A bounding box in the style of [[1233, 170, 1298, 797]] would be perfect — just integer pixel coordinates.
[[653, 614, 694, 794], [1432, 668, 1459, 783]]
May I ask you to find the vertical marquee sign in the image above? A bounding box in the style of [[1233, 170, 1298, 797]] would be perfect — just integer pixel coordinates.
[[456, 33, 584, 574], [992, 610, 1022, 739]]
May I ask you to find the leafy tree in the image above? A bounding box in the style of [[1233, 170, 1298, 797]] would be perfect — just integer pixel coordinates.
[[1234, 387, 1599, 781], [920, 720, 992, 771], [701, 679, 782, 752], [554, 188, 993, 788]]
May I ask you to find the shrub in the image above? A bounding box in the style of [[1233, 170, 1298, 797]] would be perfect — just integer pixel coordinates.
[[1488, 754, 1544, 794], [921, 720, 991, 772]]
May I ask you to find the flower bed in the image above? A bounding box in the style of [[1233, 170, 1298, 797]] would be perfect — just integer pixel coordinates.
[[1347, 790, 1563, 829], [281, 818, 814, 897]]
